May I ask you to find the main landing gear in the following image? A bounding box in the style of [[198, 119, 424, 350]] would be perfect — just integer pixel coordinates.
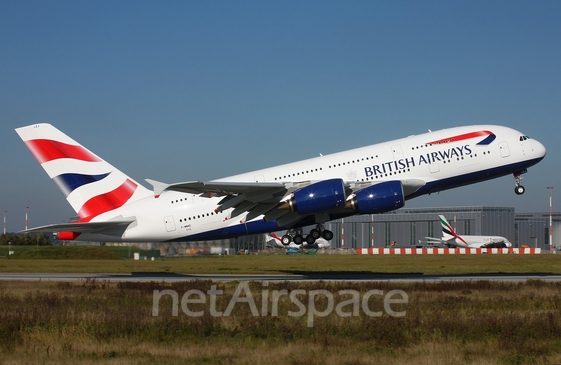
[[281, 225, 333, 246], [513, 171, 526, 195]]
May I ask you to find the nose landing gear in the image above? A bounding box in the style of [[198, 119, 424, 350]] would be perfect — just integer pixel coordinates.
[[514, 172, 526, 195]]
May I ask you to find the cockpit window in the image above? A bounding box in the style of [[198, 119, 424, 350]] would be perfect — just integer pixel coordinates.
[[519, 135, 530, 141]]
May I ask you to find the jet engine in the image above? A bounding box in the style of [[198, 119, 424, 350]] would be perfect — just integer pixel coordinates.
[[279, 178, 346, 215], [345, 181, 404, 214]]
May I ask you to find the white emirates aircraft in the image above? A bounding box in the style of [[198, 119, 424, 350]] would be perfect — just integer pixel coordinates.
[[15, 123, 545, 245], [426, 215, 512, 248]]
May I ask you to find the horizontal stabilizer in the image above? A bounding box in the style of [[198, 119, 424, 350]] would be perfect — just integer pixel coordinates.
[[425, 236, 455, 243], [21, 219, 135, 234], [145, 179, 170, 196], [425, 237, 443, 242]]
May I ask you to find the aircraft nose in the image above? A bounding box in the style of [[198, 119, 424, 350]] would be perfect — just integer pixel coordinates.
[[533, 139, 547, 159]]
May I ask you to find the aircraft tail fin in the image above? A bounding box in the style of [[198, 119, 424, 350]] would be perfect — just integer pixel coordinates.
[[439, 215, 468, 245], [15, 123, 152, 222], [439, 215, 456, 240]]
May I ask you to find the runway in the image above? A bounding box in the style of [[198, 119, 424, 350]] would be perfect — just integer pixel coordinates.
[[2, 272, 561, 282]]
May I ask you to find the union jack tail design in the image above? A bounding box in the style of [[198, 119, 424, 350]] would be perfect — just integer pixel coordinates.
[[15, 124, 151, 222]]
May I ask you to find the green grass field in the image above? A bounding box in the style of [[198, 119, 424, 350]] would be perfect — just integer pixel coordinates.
[[0, 246, 560, 275], [0, 244, 159, 260]]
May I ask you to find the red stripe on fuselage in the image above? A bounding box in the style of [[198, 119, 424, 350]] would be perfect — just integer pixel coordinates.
[[78, 179, 137, 221], [24, 139, 100, 164], [426, 130, 492, 145]]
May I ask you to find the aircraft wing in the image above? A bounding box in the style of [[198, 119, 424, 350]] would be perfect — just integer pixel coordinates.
[[425, 236, 458, 245], [146, 178, 426, 228], [21, 219, 136, 234], [425, 237, 446, 243], [146, 179, 287, 197], [147, 178, 303, 225]]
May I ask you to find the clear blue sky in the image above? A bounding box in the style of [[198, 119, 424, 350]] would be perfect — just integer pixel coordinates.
[[1, 1, 560, 231]]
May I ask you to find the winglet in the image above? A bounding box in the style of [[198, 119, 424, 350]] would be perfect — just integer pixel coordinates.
[[145, 179, 169, 198]]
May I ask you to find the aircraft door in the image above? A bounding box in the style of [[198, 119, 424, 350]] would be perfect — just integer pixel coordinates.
[[499, 142, 510, 158], [164, 216, 176, 232], [429, 161, 440, 174]]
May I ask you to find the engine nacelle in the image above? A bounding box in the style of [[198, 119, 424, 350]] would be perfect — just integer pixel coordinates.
[[346, 181, 404, 214], [279, 178, 346, 215]]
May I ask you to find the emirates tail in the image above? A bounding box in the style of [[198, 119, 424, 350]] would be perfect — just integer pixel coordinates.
[[439, 215, 468, 245]]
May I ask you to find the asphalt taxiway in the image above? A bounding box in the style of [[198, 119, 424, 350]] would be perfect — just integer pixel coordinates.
[[2, 272, 561, 282]]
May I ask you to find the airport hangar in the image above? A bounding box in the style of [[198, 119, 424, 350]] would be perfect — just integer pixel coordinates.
[[230, 206, 561, 252], [319, 207, 561, 250]]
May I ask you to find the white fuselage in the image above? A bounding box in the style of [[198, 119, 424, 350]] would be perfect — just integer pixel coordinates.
[[82, 125, 545, 242], [447, 235, 512, 248]]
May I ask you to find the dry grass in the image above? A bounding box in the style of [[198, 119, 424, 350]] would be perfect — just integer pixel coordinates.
[[4, 339, 545, 365], [1, 280, 561, 364]]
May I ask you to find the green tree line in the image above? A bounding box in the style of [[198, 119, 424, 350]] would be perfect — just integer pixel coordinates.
[[0, 233, 51, 246]]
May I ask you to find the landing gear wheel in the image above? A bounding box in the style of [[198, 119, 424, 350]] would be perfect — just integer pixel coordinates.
[[305, 235, 316, 244], [322, 230, 334, 241], [281, 235, 292, 246], [293, 234, 304, 245], [309, 229, 321, 240], [513, 172, 525, 195]]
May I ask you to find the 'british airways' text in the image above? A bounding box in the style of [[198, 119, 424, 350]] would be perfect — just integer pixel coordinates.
[[364, 145, 472, 177]]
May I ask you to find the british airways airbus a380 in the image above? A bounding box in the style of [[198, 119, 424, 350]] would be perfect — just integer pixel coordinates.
[[15, 123, 545, 245]]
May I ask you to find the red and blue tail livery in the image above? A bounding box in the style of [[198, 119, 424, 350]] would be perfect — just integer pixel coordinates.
[[16, 123, 545, 243], [16, 124, 151, 224]]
